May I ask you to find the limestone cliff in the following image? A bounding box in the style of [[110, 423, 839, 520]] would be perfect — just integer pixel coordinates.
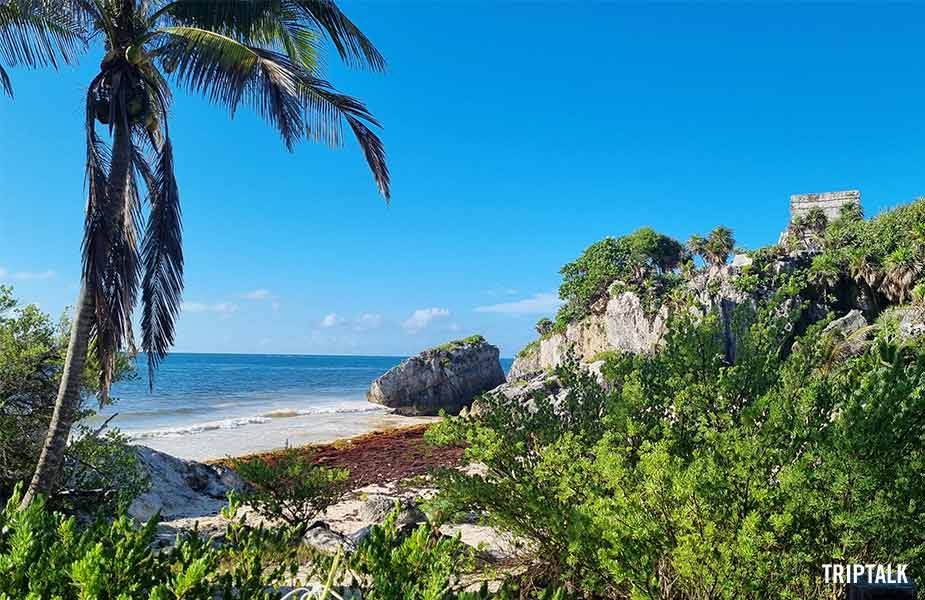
[[509, 256, 792, 379]]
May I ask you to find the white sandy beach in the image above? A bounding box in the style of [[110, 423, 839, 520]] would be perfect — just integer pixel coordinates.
[[128, 410, 437, 461]]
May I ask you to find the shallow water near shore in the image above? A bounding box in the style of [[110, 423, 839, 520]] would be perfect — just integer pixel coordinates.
[[85, 352, 511, 461]]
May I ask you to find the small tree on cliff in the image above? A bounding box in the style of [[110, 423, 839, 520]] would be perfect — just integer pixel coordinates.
[[24, 0, 390, 507], [556, 228, 687, 326], [535, 318, 553, 336], [688, 226, 735, 270]]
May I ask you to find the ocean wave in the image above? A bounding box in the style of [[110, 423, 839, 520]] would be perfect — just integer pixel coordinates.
[[259, 404, 382, 418], [127, 403, 384, 440], [128, 416, 272, 439]]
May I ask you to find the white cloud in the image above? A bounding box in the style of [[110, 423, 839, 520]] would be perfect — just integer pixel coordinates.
[[271, 301, 281, 312], [16, 270, 56, 281], [241, 289, 271, 300], [321, 313, 344, 328], [474, 292, 561, 315], [182, 302, 238, 317], [355, 313, 383, 331], [0, 266, 56, 281], [403, 307, 450, 333]]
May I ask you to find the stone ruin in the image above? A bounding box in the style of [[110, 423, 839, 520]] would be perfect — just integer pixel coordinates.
[[790, 190, 861, 222], [778, 190, 862, 246]]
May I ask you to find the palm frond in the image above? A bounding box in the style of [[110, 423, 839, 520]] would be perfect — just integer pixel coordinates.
[[155, 22, 388, 197], [291, 0, 384, 71], [82, 71, 143, 403], [152, 0, 320, 71], [140, 135, 183, 386], [0, 0, 86, 69], [82, 81, 115, 401], [154, 26, 307, 149], [151, 0, 277, 34], [300, 76, 390, 199], [0, 62, 10, 95]]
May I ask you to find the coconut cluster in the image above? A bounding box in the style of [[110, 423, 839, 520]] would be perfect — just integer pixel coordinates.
[[93, 46, 155, 131]]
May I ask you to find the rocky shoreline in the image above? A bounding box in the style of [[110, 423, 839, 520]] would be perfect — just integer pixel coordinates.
[[132, 423, 521, 581]]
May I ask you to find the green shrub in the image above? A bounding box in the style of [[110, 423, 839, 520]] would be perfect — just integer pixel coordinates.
[[0, 285, 140, 505], [0, 486, 302, 599], [517, 339, 540, 359], [435, 335, 487, 352], [0, 486, 568, 600], [308, 506, 570, 600], [232, 448, 349, 527], [429, 300, 925, 598], [60, 426, 149, 513], [349, 508, 473, 599]]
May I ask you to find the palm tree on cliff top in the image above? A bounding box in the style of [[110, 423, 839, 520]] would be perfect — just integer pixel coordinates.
[[0, 0, 84, 97], [23, 0, 390, 506]]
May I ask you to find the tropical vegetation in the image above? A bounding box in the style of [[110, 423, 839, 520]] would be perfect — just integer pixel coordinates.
[[430, 298, 925, 599], [0, 286, 142, 510], [555, 227, 688, 328]]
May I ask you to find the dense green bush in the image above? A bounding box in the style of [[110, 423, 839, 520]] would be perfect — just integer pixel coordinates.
[[429, 298, 925, 599], [0, 285, 142, 507], [434, 335, 488, 352], [556, 228, 687, 327], [0, 486, 303, 599], [0, 486, 567, 599], [813, 199, 925, 303], [233, 447, 349, 527], [305, 507, 569, 600]]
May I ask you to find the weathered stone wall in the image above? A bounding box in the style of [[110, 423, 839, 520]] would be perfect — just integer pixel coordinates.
[[790, 190, 861, 222]]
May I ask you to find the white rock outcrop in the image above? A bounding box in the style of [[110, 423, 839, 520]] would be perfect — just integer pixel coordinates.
[[129, 446, 246, 523], [509, 267, 757, 379]]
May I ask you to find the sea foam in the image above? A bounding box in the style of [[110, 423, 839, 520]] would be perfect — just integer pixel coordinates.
[[127, 403, 384, 440]]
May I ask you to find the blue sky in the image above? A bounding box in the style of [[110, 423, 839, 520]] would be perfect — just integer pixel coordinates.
[[3, 2, 925, 358]]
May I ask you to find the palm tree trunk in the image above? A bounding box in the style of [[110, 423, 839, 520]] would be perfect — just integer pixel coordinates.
[[21, 119, 133, 508], [20, 284, 94, 507]]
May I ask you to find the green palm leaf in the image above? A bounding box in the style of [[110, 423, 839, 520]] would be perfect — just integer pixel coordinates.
[[153, 0, 321, 71], [155, 25, 389, 197], [0, 0, 86, 96], [140, 136, 183, 385], [292, 0, 384, 71]]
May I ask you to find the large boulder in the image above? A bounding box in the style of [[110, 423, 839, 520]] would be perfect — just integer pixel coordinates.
[[128, 446, 246, 522], [367, 336, 506, 416]]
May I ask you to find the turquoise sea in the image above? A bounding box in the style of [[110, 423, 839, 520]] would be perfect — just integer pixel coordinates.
[[90, 353, 513, 460]]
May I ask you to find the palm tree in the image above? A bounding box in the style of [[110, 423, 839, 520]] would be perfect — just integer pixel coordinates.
[[706, 226, 734, 267], [23, 0, 390, 506], [0, 0, 84, 97], [686, 234, 707, 265], [881, 247, 922, 303], [847, 250, 881, 310], [687, 227, 735, 270]]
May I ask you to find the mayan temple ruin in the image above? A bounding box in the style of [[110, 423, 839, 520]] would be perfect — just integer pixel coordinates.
[[789, 189, 862, 221]]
